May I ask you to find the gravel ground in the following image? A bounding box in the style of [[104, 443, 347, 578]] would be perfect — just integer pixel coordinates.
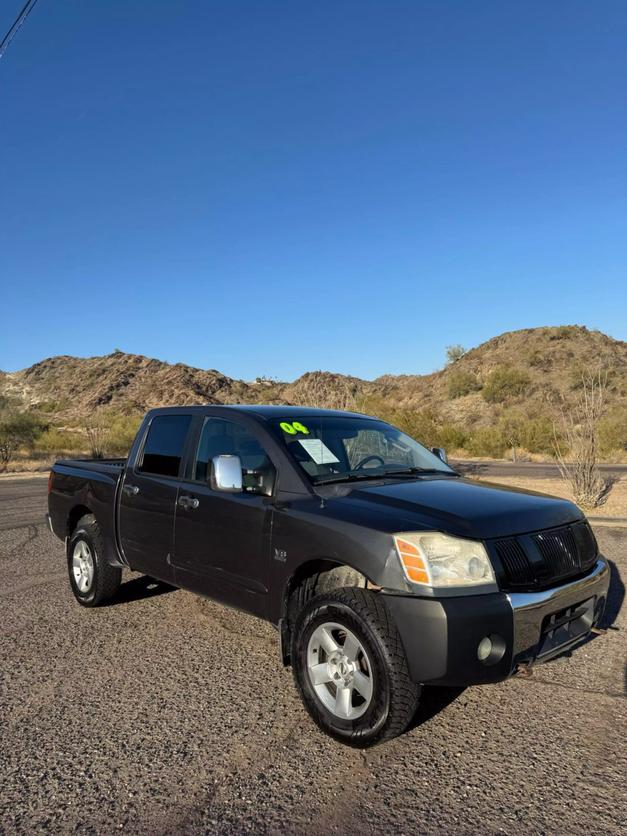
[[0, 480, 625, 835]]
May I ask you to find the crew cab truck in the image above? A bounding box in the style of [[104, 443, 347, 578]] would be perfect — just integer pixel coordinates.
[[47, 406, 610, 745]]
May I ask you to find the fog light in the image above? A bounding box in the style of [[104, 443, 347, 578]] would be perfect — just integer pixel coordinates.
[[477, 634, 507, 666], [477, 636, 493, 662]]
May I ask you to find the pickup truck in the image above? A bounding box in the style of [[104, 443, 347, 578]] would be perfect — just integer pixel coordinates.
[[47, 405, 610, 745]]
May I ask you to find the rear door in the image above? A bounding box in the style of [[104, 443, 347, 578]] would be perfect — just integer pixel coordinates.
[[118, 413, 192, 582], [172, 416, 275, 618]]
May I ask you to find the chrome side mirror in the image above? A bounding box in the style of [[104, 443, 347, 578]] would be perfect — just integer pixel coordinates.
[[211, 454, 243, 492], [431, 447, 447, 464]]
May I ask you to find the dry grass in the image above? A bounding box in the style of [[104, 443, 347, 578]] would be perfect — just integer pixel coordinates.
[[472, 475, 627, 518]]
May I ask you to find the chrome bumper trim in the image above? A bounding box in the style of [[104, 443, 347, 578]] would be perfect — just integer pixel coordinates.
[[507, 559, 610, 662]]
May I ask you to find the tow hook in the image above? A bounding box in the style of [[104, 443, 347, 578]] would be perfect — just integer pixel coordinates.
[[591, 626, 607, 636], [515, 663, 534, 678]]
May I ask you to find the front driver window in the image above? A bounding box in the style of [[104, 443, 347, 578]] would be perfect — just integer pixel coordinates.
[[194, 418, 275, 494]]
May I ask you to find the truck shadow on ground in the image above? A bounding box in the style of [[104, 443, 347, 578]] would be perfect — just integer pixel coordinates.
[[408, 685, 466, 732], [106, 575, 176, 606], [602, 559, 625, 630]]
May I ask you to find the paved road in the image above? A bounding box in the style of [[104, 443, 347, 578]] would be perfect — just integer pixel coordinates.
[[0, 479, 625, 834], [452, 459, 627, 479], [0, 476, 48, 531]]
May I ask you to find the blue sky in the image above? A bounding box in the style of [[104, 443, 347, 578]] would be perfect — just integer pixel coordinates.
[[1, 1, 625, 380]]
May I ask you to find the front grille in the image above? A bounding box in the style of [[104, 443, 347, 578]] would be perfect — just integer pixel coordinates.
[[494, 521, 598, 591], [494, 538, 534, 587], [533, 527, 580, 580]]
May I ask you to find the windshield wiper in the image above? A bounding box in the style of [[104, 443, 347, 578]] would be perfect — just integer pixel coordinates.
[[313, 472, 388, 486], [382, 467, 458, 477], [314, 467, 457, 485]]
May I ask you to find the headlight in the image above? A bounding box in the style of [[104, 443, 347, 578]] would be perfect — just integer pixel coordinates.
[[393, 532, 495, 588]]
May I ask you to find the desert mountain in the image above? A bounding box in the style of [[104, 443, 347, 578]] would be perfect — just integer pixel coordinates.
[[1, 327, 626, 431]]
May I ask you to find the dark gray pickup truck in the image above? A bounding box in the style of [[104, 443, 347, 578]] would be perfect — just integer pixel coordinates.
[[48, 405, 609, 744]]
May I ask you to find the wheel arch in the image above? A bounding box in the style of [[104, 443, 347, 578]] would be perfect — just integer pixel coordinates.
[[279, 558, 377, 666], [66, 504, 93, 538]]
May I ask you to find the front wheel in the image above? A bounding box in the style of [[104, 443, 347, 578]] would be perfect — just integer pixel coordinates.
[[291, 588, 421, 745], [67, 514, 122, 607]]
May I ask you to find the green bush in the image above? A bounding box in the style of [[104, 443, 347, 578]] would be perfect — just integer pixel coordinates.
[[35, 428, 85, 456], [464, 414, 555, 459], [0, 410, 47, 471], [482, 367, 530, 403], [438, 424, 467, 451], [447, 370, 481, 399], [106, 413, 143, 456], [387, 409, 440, 448], [599, 410, 627, 456], [466, 426, 507, 458]]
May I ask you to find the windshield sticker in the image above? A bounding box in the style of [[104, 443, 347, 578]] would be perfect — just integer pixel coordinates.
[[280, 421, 310, 435], [298, 438, 340, 464]]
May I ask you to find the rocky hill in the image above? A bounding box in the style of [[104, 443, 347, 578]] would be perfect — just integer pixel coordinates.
[[1, 327, 626, 438]]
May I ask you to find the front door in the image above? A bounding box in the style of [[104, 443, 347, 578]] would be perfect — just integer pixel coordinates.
[[172, 416, 275, 618], [118, 413, 192, 582]]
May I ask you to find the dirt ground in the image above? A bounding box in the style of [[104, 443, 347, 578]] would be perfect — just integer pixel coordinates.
[[472, 475, 627, 518]]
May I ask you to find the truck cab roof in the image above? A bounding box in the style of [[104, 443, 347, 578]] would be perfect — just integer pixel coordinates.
[[144, 404, 371, 421]]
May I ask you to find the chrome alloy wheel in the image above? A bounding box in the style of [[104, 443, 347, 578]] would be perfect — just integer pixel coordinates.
[[72, 540, 94, 594], [306, 622, 374, 720]]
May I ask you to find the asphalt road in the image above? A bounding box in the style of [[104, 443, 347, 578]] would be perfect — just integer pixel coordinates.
[[452, 459, 627, 479], [0, 478, 625, 835]]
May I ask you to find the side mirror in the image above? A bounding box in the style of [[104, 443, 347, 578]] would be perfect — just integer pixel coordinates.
[[211, 454, 243, 492], [431, 447, 447, 464]]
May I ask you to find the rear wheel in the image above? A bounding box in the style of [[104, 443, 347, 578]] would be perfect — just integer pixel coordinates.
[[291, 588, 421, 745], [67, 514, 121, 607]]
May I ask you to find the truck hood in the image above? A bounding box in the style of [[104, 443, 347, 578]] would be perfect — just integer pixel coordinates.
[[330, 475, 583, 540]]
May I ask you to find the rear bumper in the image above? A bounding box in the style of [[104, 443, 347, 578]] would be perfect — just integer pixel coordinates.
[[383, 558, 610, 687]]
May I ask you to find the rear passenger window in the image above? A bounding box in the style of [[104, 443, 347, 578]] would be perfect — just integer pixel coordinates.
[[138, 415, 191, 478]]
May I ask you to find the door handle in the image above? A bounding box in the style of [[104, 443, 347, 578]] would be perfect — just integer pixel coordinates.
[[123, 484, 139, 496], [178, 495, 199, 510]]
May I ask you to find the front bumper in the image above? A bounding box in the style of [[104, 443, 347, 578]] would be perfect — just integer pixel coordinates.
[[383, 558, 610, 687]]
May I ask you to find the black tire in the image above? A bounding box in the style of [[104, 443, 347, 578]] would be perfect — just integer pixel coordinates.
[[291, 588, 421, 746], [67, 514, 122, 607]]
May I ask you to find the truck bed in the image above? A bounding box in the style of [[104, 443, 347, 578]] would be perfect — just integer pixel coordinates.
[[48, 458, 127, 552], [54, 458, 127, 476]]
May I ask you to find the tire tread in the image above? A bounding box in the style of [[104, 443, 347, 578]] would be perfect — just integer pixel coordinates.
[[292, 587, 421, 745]]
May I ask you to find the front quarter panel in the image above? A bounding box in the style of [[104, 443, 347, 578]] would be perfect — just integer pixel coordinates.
[[268, 496, 411, 622]]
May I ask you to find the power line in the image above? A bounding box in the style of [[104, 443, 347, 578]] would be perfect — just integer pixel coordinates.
[[0, 0, 39, 60]]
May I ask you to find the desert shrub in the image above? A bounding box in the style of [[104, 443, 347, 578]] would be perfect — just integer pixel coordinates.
[[482, 367, 530, 403], [518, 416, 555, 455], [360, 398, 453, 450], [445, 344, 466, 365], [35, 400, 61, 414], [554, 371, 611, 508], [35, 428, 85, 456], [388, 409, 441, 448], [465, 413, 556, 460], [438, 424, 467, 451], [598, 409, 627, 456], [0, 410, 46, 471], [106, 413, 143, 456], [447, 370, 481, 399], [548, 325, 575, 341], [466, 427, 507, 458]]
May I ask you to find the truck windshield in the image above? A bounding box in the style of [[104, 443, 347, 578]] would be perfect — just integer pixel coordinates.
[[271, 416, 455, 484]]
